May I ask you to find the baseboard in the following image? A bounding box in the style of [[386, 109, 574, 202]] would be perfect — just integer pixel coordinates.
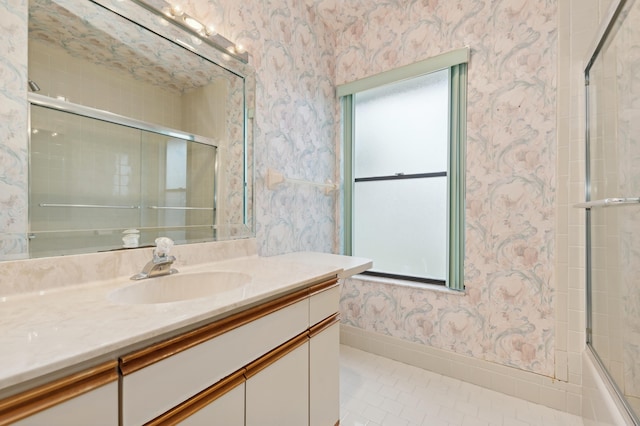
[[340, 324, 582, 415]]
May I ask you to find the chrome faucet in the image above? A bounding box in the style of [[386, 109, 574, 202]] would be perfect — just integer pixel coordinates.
[[131, 237, 178, 280]]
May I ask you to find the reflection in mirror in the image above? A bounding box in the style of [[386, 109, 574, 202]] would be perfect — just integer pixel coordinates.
[[13, 0, 255, 260], [29, 103, 217, 257]]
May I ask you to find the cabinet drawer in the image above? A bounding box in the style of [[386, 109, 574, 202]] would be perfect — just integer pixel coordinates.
[[121, 297, 309, 426], [309, 281, 340, 325]]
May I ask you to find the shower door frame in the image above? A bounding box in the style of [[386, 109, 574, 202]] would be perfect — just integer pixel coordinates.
[[582, 0, 640, 423]]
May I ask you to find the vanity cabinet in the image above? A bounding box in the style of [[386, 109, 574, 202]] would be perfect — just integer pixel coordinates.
[[0, 275, 341, 426], [0, 361, 118, 426], [121, 276, 341, 426]]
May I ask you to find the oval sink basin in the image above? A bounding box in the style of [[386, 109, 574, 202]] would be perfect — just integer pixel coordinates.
[[109, 271, 251, 304]]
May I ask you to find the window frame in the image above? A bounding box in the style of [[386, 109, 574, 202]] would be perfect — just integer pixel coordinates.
[[338, 47, 468, 290]]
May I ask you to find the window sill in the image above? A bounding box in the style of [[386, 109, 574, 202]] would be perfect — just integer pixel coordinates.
[[348, 273, 465, 296]]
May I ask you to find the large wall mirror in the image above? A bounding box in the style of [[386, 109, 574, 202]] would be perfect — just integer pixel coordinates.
[[20, 0, 254, 259]]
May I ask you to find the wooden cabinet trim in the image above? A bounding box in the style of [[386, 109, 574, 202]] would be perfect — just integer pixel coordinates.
[[0, 361, 118, 425], [120, 276, 337, 375], [309, 313, 340, 338], [145, 369, 246, 426], [244, 332, 309, 379], [308, 278, 339, 297]]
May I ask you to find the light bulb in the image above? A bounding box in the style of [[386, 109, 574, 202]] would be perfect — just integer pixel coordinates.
[[184, 16, 204, 32], [170, 3, 184, 17], [205, 24, 216, 36]]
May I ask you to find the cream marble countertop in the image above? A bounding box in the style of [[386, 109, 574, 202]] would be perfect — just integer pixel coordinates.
[[274, 251, 372, 278], [0, 253, 369, 395]]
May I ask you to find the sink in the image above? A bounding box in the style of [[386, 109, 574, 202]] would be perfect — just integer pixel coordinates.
[[109, 271, 251, 304]]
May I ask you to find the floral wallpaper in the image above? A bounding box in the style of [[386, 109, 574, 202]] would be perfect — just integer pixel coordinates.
[[0, 0, 559, 377], [30, 0, 231, 93], [0, 0, 28, 260], [181, 0, 339, 256], [331, 0, 558, 377]]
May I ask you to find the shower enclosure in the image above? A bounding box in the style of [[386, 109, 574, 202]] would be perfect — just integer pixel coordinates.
[[582, 0, 640, 422]]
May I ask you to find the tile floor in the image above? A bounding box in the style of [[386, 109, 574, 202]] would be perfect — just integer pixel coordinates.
[[339, 345, 584, 426]]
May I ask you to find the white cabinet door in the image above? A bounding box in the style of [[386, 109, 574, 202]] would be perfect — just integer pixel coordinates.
[[246, 341, 310, 426], [310, 321, 340, 426]]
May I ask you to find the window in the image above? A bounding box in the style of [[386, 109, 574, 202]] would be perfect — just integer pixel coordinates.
[[338, 48, 468, 290]]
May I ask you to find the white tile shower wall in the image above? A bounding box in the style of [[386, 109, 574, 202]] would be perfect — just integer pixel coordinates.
[[558, 0, 636, 424]]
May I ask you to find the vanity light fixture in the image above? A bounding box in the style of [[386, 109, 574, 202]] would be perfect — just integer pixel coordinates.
[[132, 0, 249, 63]]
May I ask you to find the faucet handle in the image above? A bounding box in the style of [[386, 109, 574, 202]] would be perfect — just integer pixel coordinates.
[[153, 237, 174, 259]]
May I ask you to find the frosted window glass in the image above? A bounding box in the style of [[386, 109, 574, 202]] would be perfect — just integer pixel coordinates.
[[354, 69, 449, 178], [353, 177, 447, 280]]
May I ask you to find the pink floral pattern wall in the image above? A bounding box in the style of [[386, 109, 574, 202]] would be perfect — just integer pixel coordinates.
[[184, 0, 340, 256], [328, 0, 558, 376], [0, 0, 28, 259]]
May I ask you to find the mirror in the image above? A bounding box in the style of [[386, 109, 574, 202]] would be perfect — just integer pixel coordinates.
[[18, 0, 254, 259]]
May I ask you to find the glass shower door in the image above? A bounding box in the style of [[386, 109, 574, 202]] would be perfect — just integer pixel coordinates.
[[583, 0, 640, 420]]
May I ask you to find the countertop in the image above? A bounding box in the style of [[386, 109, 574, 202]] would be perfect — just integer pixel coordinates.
[[0, 252, 371, 395]]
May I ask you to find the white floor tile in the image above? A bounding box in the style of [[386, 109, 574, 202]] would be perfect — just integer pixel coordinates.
[[340, 345, 584, 426]]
